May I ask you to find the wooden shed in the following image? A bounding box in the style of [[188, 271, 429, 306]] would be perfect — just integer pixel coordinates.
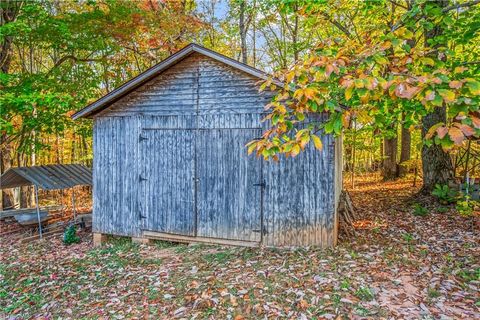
[[73, 44, 342, 248]]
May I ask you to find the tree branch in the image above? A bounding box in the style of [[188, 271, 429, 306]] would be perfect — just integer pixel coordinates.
[[387, 0, 409, 10], [51, 55, 105, 70], [443, 0, 480, 12], [319, 12, 352, 38]]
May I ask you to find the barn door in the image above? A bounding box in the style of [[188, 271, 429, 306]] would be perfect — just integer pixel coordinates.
[[140, 129, 195, 235], [196, 129, 263, 242]]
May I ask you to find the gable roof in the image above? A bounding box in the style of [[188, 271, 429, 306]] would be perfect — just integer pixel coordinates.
[[72, 43, 282, 119]]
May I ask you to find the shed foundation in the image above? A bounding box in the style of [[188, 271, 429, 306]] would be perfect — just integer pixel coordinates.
[[93, 233, 107, 246]]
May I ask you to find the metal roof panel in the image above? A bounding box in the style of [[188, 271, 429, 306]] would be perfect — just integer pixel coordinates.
[[0, 164, 92, 190]]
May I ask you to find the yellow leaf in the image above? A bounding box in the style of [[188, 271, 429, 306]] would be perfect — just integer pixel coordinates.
[[304, 87, 317, 100], [312, 135, 323, 150], [286, 71, 295, 84], [354, 79, 364, 88], [291, 144, 301, 157], [345, 86, 354, 101], [247, 142, 257, 155], [437, 89, 455, 103], [454, 66, 468, 73], [420, 57, 435, 66]]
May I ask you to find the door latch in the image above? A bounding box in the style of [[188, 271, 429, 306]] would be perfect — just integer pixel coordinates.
[[253, 182, 266, 187], [252, 226, 267, 235]]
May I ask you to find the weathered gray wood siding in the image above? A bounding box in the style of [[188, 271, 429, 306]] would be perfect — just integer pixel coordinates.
[[92, 52, 339, 247], [93, 116, 142, 237], [263, 113, 335, 247]]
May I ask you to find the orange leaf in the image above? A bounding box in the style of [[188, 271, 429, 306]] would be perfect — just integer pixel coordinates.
[[455, 123, 475, 137], [395, 83, 420, 99], [448, 127, 465, 145], [449, 80, 463, 89], [437, 126, 448, 139], [471, 116, 480, 129], [325, 64, 334, 77]]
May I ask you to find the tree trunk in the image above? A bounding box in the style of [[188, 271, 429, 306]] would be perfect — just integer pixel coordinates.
[[421, 106, 454, 191], [0, 1, 23, 209], [399, 113, 411, 177], [383, 136, 398, 180], [421, 0, 454, 192], [239, 0, 248, 64], [0, 134, 14, 209]]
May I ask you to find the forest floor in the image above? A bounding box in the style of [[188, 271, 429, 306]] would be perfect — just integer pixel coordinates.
[[1, 174, 479, 319]]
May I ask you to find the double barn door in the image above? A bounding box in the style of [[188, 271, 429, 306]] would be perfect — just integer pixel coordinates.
[[140, 128, 263, 242]]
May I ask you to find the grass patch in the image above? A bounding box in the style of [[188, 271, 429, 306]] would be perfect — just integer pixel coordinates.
[[152, 239, 178, 249], [203, 249, 235, 264], [428, 288, 441, 299], [355, 286, 375, 301]]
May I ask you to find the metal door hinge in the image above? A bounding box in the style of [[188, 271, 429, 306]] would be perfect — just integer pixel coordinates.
[[139, 213, 146, 219], [139, 134, 148, 141], [139, 175, 148, 182], [253, 182, 266, 187]]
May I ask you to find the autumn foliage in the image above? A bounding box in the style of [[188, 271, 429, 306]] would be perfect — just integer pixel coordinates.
[[248, 1, 480, 160]]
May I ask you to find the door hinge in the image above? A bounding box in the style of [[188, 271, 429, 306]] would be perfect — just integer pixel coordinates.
[[139, 134, 148, 142], [139, 213, 146, 219], [139, 175, 148, 182]]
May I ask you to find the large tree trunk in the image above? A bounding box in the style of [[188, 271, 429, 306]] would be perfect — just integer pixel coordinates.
[[1, 1, 23, 209], [399, 114, 411, 177], [0, 134, 14, 209], [421, 0, 454, 192], [421, 106, 454, 191], [383, 136, 398, 180]]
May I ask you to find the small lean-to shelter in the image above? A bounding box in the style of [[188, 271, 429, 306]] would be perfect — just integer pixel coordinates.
[[0, 164, 92, 237], [72, 44, 343, 247]]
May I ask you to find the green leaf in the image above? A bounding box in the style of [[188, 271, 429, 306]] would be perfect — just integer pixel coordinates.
[[431, 94, 443, 107], [326, 100, 336, 111], [465, 80, 480, 95]]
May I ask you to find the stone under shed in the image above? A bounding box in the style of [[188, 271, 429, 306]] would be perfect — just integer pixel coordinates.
[[73, 44, 342, 248]]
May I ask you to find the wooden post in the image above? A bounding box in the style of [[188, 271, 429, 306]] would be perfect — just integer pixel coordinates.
[[464, 140, 472, 183], [93, 233, 107, 246], [71, 187, 77, 222], [34, 185, 43, 239], [351, 120, 356, 189]]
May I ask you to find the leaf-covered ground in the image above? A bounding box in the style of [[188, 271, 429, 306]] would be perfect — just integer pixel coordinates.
[[1, 175, 479, 319]]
